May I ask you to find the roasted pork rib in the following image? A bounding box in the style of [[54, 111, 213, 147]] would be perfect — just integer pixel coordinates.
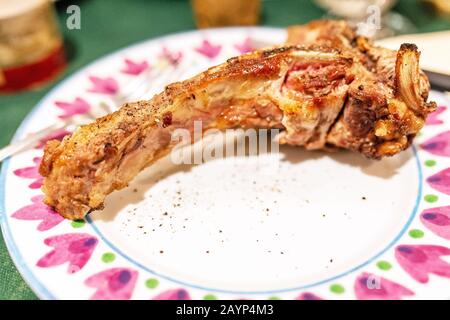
[[40, 20, 436, 219]]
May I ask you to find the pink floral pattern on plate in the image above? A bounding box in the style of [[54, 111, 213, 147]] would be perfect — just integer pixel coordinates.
[[35, 128, 71, 149], [354, 272, 414, 300], [420, 131, 450, 157], [121, 58, 149, 75], [85, 268, 138, 300], [13, 157, 42, 189], [234, 37, 254, 54], [421, 206, 450, 240], [159, 47, 182, 66], [55, 97, 91, 119], [12, 195, 63, 231], [395, 245, 450, 283], [427, 168, 450, 195], [296, 292, 323, 300], [153, 288, 191, 300], [37, 233, 98, 274], [195, 40, 222, 59], [426, 106, 447, 125], [88, 76, 119, 95]]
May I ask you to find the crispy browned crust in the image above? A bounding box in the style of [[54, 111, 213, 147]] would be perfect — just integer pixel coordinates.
[[40, 46, 321, 219], [40, 21, 435, 220], [287, 20, 436, 158]]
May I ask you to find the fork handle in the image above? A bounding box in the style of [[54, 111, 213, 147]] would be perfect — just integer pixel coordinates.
[[0, 121, 66, 163]]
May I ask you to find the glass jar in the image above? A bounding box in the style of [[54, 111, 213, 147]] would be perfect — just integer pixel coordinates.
[[0, 0, 66, 93]]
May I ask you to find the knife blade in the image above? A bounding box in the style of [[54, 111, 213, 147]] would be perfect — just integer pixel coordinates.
[[424, 69, 450, 92]]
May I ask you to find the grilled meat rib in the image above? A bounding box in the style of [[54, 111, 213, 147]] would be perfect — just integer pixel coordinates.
[[40, 21, 435, 220]]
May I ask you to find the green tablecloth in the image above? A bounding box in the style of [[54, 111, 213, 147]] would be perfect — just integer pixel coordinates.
[[0, 0, 449, 300]]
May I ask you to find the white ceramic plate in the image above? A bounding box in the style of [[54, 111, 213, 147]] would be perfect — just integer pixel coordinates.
[[2, 27, 450, 300]]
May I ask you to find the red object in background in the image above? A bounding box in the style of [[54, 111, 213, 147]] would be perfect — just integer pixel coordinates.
[[0, 44, 66, 93]]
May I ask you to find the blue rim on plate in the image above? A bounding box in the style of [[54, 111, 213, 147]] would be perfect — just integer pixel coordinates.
[[84, 147, 423, 294]]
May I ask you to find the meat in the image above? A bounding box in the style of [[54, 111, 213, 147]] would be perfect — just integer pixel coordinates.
[[286, 20, 435, 157], [40, 20, 435, 220]]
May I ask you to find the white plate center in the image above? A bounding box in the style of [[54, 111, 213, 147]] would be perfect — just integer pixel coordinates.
[[91, 136, 419, 292]]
